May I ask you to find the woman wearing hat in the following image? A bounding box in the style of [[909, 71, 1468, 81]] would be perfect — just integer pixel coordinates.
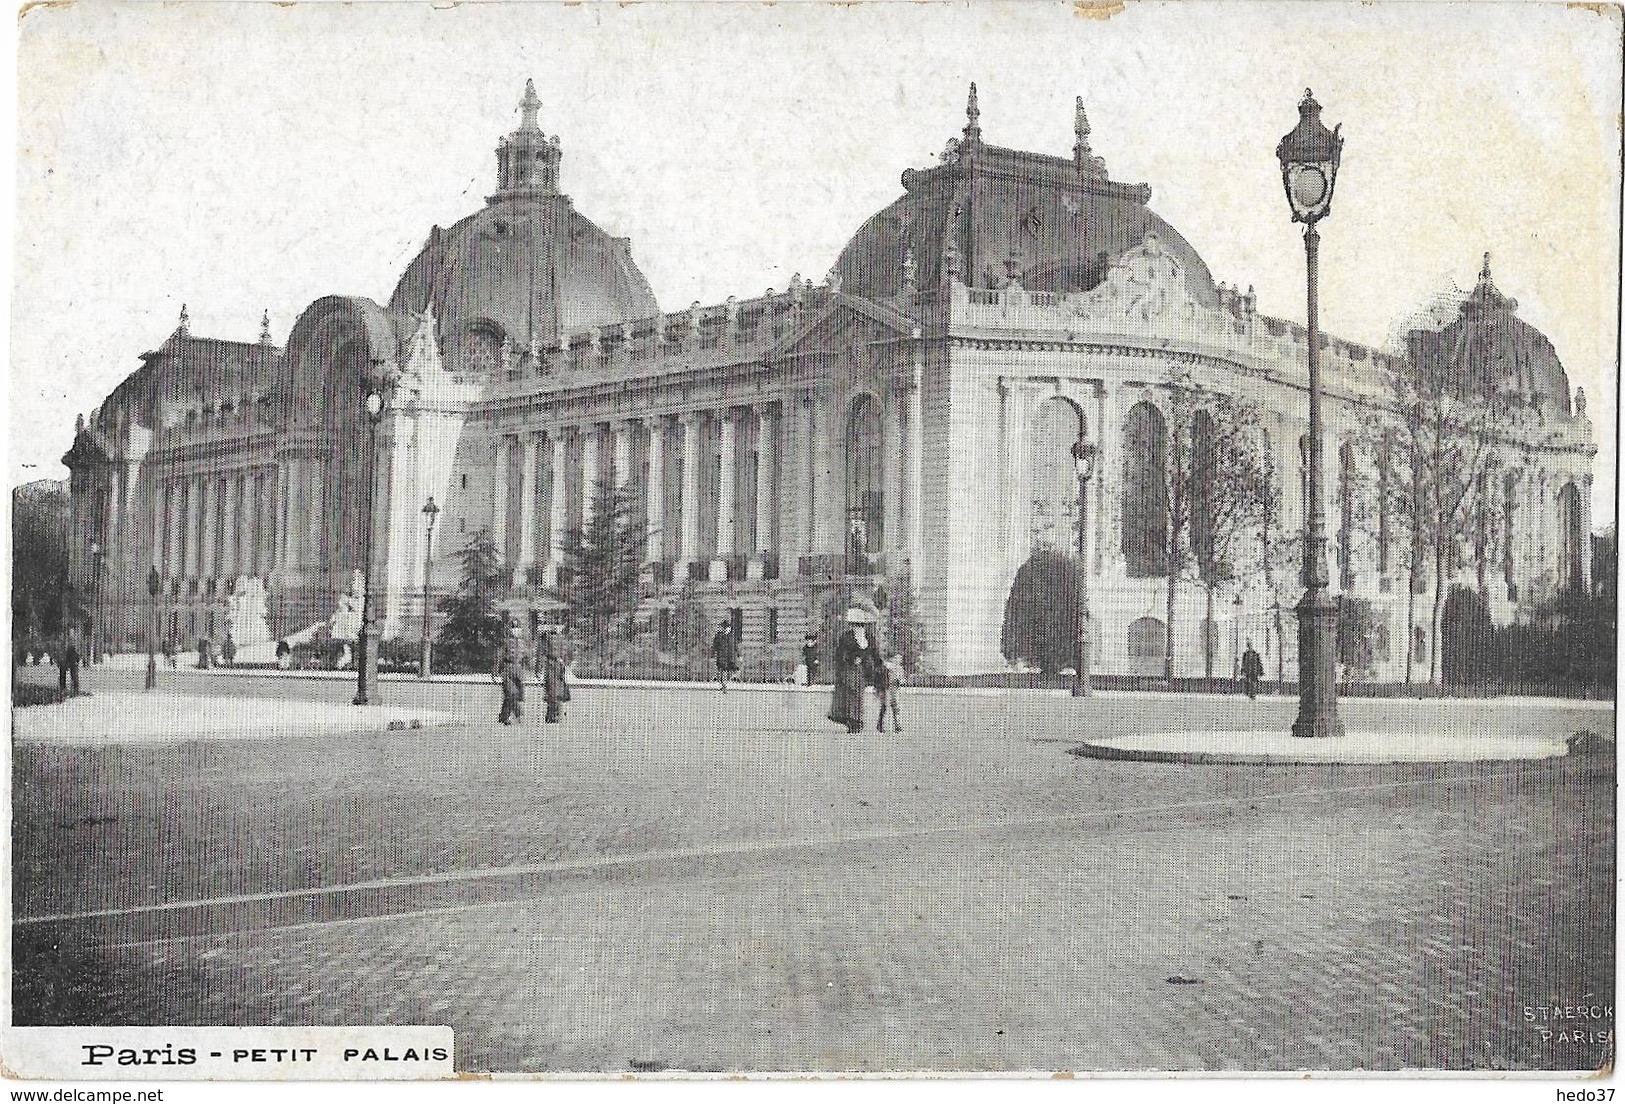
[[827, 608, 880, 733]]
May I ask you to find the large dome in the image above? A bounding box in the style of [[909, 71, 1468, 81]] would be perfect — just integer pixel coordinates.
[[831, 90, 1218, 306], [388, 81, 659, 373]]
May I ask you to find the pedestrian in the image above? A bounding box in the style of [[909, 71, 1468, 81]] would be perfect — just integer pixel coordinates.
[[57, 630, 81, 696], [493, 626, 526, 725], [1241, 639, 1264, 701], [801, 630, 820, 685], [539, 631, 569, 724], [197, 636, 212, 670], [274, 639, 290, 670], [827, 608, 878, 733], [876, 649, 905, 733], [712, 619, 739, 691], [221, 632, 237, 668]]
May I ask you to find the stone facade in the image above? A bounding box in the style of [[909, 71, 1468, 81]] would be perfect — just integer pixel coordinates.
[[64, 83, 1596, 679]]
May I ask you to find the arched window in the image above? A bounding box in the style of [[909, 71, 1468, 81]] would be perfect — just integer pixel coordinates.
[[464, 322, 505, 374], [1190, 410, 1216, 581], [845, 394, 883, 558], [1338, 441, 1356, 590], [1030, 397, 1084, 551], [1123, 401, 1169, 577], [1557, 480, 1583, 593], [1128, 616, 1167, 659]]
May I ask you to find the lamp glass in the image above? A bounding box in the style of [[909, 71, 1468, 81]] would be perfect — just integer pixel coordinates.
[[365, 390, 385, 420]]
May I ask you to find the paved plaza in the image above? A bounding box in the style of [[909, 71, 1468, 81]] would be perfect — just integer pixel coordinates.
[[10, 668, 1615, 1073]]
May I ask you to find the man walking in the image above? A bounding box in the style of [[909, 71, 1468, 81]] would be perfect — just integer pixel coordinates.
[[712, 619, 739, 692], [493, 625, 527, 725], [57, 630, 81, 696], [1241, 639, 1264, 701]]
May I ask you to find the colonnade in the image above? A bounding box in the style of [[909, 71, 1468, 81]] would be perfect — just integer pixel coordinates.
[[488, 401, 786, 585], [155, 465, 279, 583]]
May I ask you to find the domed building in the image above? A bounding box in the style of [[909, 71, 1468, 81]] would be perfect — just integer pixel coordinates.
[[64, 83, 1596, 684]]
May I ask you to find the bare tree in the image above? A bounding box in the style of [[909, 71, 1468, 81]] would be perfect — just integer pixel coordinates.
[[1142, 371, 1276, 682]]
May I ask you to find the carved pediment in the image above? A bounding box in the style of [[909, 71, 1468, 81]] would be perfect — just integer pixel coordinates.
[[1070, 232, 1202, 327]]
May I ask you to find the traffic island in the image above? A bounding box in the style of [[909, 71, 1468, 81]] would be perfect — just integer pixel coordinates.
[[1074, 728, 1583, 765], [12, 692, 458, 747]]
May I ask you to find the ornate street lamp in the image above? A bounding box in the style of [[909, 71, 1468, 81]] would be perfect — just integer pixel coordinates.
[[354, 376, 389, 706], [145, 565, 161, 691], [419, 496, 440, 680], [1277, 89, 1345, 738], [1071, 434, 1099, 698], [88, 539, 103, 666]]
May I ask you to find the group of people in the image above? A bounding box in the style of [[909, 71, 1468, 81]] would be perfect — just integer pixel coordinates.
[[493, 624, 571, 726], [709, 608, 904, 733], [826, 608, 904, 733]]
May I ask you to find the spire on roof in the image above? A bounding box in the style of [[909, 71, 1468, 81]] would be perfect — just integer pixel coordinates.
[[518, 78, 543, 132], [1074, 96, 1092, 159], [259, 309, 272, 345], [963, 82, 982, 145], [1467, 251, 1515, 312], [178, 303, 189, 336]]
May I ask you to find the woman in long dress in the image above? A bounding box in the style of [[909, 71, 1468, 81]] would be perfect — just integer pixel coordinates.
[[828, 610, 877, 733]]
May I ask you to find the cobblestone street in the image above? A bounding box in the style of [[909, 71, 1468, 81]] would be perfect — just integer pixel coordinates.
[[12, 673, 1615, 1073]]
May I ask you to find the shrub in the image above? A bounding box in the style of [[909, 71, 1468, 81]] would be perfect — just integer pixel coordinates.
[[1000, 549, 1082, 677]]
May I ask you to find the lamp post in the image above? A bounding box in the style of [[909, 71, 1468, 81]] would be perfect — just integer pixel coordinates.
[[1071, 434, 1098, 697], [419, 496, 440, 680], [354, 377, 388, 706], [1276, 89, 1345, 739], [1231, 592, 1244, 685], [88, 539, 104, 666], [145, 565, 160, 691]]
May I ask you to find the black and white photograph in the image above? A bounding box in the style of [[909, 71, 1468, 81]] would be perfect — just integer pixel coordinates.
[[6, 0, 1619, 1084]]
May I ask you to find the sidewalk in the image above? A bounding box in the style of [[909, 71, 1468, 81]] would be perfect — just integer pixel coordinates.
[[12, 691, 458, 746], [152, 662, 1616, 712]]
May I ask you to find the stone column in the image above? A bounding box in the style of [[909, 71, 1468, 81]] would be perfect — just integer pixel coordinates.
[[168, 477, 186, 579], [1092, 380, 1108, 576], [811, 391, 833, 553], [546, 432, 568, 587], [882, 383, 902, 558], [754, 403, 776, 559], [906, 362, 924, 572], [776, 393, 803, 563], [305, 461, 324, 573], [490, 437, 510, 563], [645, 417, 666, 563], [677, 412, 701, 576], [713, 408, 736, 581], [613, 420, 633, 491], [151, 477, 168, 572], [199, 476, 218, 580], [517, 433, 539, 575], [221, 474, 239, 581], [275, 462, 291, 571], [580, 424, 600, 527], [1580, 473, 1594, 593]]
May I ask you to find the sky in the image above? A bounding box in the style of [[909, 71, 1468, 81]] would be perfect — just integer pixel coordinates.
[[9, 0, 1621, 524]]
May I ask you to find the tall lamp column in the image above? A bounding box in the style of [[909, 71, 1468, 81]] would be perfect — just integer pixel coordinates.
[[88, 540, 103, 666], [354, 377, 388, 706], [1071, 435, 1098, 698], [419, 496, 439, 680], [1276, 89, 1346, 739], [145, 566, 160, 691]]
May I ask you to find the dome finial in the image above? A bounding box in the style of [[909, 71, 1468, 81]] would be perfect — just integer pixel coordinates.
[[178, 302, 189, 336], [1480, 251, 1493, 281], [259, 309, 272, 345], [519, 79, 542, 132], [1074, 95, 1091, 152], [963, 82, 982, 144]]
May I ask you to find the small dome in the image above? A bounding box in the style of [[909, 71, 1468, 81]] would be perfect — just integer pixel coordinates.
[[387, 82, 659, 371], [1405, 254, 1571, 415]]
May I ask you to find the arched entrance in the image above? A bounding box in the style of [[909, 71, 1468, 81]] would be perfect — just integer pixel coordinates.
[[1440, 585, 1493, 690]]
